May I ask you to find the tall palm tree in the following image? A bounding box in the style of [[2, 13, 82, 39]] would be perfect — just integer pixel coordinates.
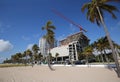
[[81, 0, 120, 77], [32, 44, 39, 65], [55, 53, 59, 63], [23, 51, 28, 65], [38, 53, 43, 62], [97, 37, 105, 63], [16, 53, 23, 63], [11, 54, 19, 63], [32, 44, 39, 54], [42, 20, 56, 70], [26, 49, 32, 64], [82, 45, 93, 66]]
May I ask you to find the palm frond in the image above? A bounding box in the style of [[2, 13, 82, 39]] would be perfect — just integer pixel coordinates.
[[42, 27, 45, 30], [101, 0, 120, 3], [49, 26, 56, 30], [101, 4, 118, 19], [81, 3, 91, 12], [46, 21, 52, 26]]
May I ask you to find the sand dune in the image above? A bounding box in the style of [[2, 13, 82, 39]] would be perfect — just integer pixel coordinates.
[[0, 65, 120, 82]]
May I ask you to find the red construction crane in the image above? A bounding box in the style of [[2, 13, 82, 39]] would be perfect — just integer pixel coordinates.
[[52, 9, 87, 32]]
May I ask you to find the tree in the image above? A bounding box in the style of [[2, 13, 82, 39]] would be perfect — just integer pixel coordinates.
[[82, 45, 93, 65], [32, 44, 39, 64], [16, 52, 23, 63], [26, 49, 32, 64], [42, 20, 56, 70], [97, 37, 110, 63], [23, 51, 28, 65], [38, 53, 43, 62], [11, 53, 22, 63], [55, 53, 59, 62], [32, 44, 39, 54], [81, 0, 120, 77]]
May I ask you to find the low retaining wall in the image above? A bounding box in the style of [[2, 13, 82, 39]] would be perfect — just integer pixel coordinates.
[[52, 64, 116, 68]]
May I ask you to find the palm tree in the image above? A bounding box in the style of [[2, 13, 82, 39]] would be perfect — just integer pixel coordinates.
[[11, 54, 19, 63], [82, 45, 93, 66], [23, 51, 28, 65], [81, 0, 120, 77], [96, 38, 105, 63], [26, 49, 32, 64], [16, 53, 23, 63], [55, 53, 59, 63], [42, 20, 56, 70], [38, 53, 43, 63], [32, 44, 39, 65]]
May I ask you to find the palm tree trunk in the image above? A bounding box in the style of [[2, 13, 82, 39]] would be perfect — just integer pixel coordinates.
[[104, 50, 110, 64], [100, 51, 104, 64], [25, 54, 27, 66], [56, 57, 57, 62], [32, 55, 34, 67], [86, 56, 89, 67], [97, 6, 120, 77], [47, 44, 54, 71], [100, 54, 104, 64], [98, 55, 100, 63], [97, 51, 101, 63]]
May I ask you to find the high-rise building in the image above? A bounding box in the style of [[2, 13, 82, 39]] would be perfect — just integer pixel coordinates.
[[39, 37, 48, 58]]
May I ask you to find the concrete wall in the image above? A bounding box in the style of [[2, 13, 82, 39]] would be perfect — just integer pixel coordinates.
[[50, 45, 69, 57]]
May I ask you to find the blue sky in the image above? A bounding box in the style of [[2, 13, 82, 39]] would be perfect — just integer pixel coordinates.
[[0, 0, 120, 62]]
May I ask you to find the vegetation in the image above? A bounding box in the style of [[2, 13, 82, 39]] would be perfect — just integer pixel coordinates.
[[78, 36, 120, 65], [0, 64, 29, 68], [55, 53, 59, 62], [42, 20, 56, 70], [81, 0, 120, 77], [82, 45, 93, 64], [3, 44, 43, 66]]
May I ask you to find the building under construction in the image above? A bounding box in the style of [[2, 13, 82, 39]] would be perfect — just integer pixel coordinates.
[[50, 32, 90, 62]]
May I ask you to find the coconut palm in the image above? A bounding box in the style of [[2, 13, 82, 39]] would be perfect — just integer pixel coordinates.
[[16, 53, 23, 63], [23, 51, 28, 65], [82, 45, 93, 65], [42, 20, 56, 70], [26, 49, 32, 64], [32, 44, 39, 65], [81, 0, 120, 77], [97, 37, 105, 63], [38, 53, 43, 62], [32, 44, 39, 54], [55, 53, 59, 63], [11, 54, 19, 63]]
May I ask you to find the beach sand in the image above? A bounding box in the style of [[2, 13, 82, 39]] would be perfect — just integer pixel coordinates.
[[0, 65, 120, 82]]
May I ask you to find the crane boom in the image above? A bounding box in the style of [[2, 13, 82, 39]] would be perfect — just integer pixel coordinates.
[[52, 9, 87, 32]]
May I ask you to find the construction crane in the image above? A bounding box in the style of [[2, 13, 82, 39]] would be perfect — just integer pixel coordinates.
[[52, 9, 87, 32]]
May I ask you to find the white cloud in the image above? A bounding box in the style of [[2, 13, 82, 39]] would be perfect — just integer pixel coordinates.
[[0, 39, 13, 52], [27, 44, 34, 50]]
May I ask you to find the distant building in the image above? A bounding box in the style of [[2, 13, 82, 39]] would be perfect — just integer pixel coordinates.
[[39, 37, 48, 58], [50, 32, 90, 61], [39, 36, 58, 58]]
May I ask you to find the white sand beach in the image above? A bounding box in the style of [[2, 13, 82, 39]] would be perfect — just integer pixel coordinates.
[[0, 65, 120, 82]]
